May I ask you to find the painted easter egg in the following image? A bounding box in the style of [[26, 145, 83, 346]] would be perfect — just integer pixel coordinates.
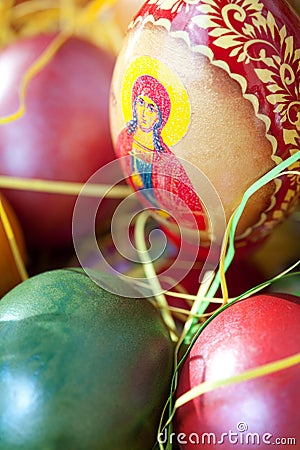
[[110, 0, 300, 253]]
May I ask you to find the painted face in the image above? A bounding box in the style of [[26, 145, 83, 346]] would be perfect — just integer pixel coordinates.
[[135, 95, 159, 132]]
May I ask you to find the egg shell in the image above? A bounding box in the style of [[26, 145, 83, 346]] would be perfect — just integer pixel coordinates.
[[0, 193, 26, 298], [0, 34, 116, 249], [0, 268, 174, 449], [174, 293, 300, 449], [110, 0, 300, 252]]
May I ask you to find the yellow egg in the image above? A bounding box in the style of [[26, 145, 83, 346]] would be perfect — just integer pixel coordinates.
[[110, 0, 300, 253], [0, 194, 26, 297]]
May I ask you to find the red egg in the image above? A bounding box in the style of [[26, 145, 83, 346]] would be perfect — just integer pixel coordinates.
[[110, 0, 300, 254], [0, 34, 116, 249], [174, 293, 300, 449]]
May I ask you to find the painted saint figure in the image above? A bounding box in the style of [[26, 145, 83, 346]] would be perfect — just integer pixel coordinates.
[[116, 74, 207, 231]]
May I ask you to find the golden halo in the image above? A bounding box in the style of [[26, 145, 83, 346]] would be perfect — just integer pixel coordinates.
[[121, 56, 191, 147]]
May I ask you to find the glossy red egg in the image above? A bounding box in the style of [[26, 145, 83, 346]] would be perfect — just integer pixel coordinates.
[[0, 34, 116, 249], [174, 294, 300, 449]]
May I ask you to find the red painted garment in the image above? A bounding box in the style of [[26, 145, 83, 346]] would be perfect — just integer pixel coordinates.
[[116, 127, 207, 231]]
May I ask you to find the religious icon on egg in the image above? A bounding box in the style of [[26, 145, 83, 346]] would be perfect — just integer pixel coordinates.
[[116, 56, 208, 232], [109, 0, 300, 253]]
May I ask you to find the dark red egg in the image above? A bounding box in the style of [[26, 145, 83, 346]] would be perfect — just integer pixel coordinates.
[[0, 34, 116, 249], [174, 294, 300, 449]]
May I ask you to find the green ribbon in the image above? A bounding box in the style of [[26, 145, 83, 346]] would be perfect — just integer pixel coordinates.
[[186, 151, 300, 342]]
